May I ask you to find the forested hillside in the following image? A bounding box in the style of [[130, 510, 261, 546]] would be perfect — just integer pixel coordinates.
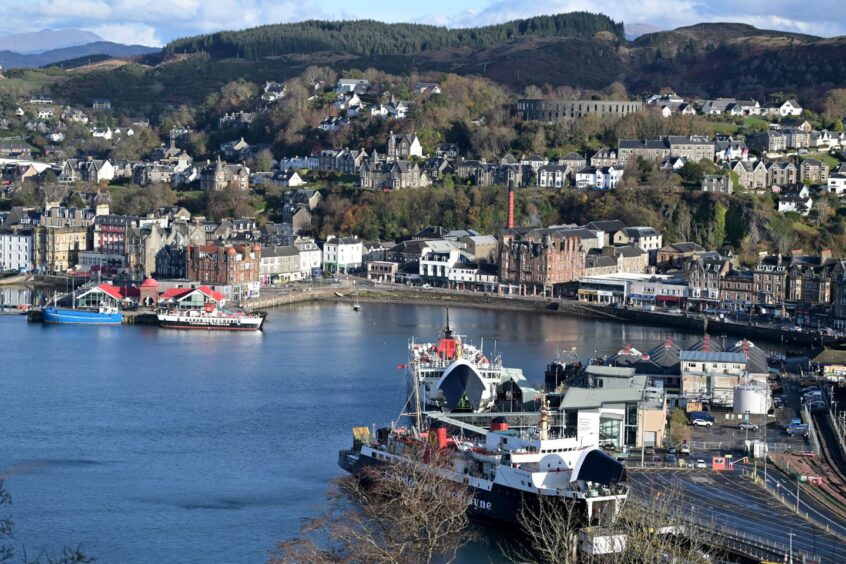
[[162, 13, 625, 59]]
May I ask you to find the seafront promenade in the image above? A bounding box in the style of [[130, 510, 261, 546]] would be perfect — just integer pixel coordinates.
[[246, 279, 844, 347]]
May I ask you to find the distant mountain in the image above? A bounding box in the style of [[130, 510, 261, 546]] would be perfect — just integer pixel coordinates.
[[0, 29, 103, 54], [0, 42, 161, 69], [624, 23, 663, 40]]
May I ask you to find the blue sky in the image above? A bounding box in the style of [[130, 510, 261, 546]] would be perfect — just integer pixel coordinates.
[[0, 0, 843, 47]]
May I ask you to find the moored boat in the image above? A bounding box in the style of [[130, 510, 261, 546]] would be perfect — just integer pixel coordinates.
[[43, 305, 123, 325], [408, 309, 534, 413], [157, 304, 266, 331], [339, 407, 628, 528]]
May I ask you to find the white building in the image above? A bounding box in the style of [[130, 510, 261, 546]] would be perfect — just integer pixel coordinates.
[[827, 173, 846, 195], [778, 195, 813, 216], [0, 232, 32, 272], [680, 351, 748, 406], [322, 236, 363, 274], [575, 165, 625, 190], [777, 100, 803, 117], [294, 237, 322, 278]]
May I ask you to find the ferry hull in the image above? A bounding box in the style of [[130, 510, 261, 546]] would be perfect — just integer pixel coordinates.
[[338, 449, 591, 527], [157, 313, 265, 331], [43, 307, 123, 325]]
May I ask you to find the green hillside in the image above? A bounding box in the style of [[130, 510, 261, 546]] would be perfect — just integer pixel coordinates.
[[163, 13, 625, 59]]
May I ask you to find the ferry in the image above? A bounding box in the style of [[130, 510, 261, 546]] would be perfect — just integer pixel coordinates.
[[408, 309, 533, 413], [43, 304, 123, 325], [338, 405, 628, 527], [157, 304, 266, 331]]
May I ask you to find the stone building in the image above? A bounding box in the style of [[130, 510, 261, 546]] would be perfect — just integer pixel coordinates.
[[499, 227, 587, 297], [516, 99, 642, 122], [200, 157, 250, 191], [185, 244, 261, 295]]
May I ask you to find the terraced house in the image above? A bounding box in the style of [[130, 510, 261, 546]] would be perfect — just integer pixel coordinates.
[[766, 161, 798, 187], [731, 160, 768, 190], [667, 136, 715, 162]]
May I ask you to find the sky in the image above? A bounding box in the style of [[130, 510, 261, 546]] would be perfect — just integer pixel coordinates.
[[0, 0, 843, 47]]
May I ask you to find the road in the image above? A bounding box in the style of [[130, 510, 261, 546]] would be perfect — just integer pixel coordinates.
[[630, 469, 846, 563]]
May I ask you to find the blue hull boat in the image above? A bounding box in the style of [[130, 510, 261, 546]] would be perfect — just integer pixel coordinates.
[[43, 306, 123, 325]]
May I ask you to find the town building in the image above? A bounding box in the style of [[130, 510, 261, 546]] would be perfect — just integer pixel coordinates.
[[680, 351, 747, 406], [260, 246, 301, 284], [322, 236, 363, 274], [516, 99, 643, 123], [0, 230, 32, 271], [767, 161, 798, 187], [499, 227, 587, 297], [367, 261, 398, 283], [200, 157, 250, 191], [746, 130, 786, 154], [685, 258, 730, 309], [800, 159, 830, 185], [386, 132, 422, 160], [617, 139, 670, 164], [700, 174, 732, 194], [731, 160, 768, 190], [555, 377, 666, 449], [667, 136, 715, 162], [32, 226, 89, 272], [185, 244, 261, 300]]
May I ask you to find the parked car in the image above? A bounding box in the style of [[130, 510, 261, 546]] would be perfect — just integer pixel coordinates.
[[600, 441, 616, 451], [680, 443, 691, 455], [667, 447, 677, 455], [666, 454, 678, 466], [421, 283, 433, 289], [692, 419, 713, 427], [738, 422, 759, 431], [695, 459, 707, 469], [644, 446, 655, 456]]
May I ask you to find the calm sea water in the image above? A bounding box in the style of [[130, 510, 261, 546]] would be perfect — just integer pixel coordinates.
[[0, 302, 702, 563]]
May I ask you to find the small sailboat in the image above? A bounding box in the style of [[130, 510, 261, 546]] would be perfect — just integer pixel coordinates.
[[352, 281, 360, 312]]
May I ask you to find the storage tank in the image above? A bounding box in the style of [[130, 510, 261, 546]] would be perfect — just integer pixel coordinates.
[[733, 384, 770, 415]]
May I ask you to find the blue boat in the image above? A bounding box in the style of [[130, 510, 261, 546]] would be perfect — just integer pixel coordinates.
[[43, 305, 123, 325]]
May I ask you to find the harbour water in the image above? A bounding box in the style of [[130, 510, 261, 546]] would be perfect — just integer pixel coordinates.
[[0, 302, 708, 563]]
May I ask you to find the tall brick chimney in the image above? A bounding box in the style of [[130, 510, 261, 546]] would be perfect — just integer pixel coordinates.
[[507, 185, 514, 229]]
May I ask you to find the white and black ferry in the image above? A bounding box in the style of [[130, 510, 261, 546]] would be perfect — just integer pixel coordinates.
[[157, 305, 266, 331], [408, 311, 535, 413], [338, 410, 628, 527]]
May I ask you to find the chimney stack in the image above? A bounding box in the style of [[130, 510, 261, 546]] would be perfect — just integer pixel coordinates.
[[507, 185, 515, 229]]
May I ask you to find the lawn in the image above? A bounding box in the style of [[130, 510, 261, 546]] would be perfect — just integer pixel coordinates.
[[742, 116, 770, 132], [705, 122, 739, 135], [805, 152, 842, 169], [0, 70, 66, 96]]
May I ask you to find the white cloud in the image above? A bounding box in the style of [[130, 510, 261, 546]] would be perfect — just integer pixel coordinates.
[[0, 0, 327, 46], [0, 0, 842, 48], [89, 23, 162, 47], [444, 0, 846, 36]]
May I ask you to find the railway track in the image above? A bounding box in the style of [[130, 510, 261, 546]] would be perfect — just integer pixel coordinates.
[[811, 411, 846, 504]]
